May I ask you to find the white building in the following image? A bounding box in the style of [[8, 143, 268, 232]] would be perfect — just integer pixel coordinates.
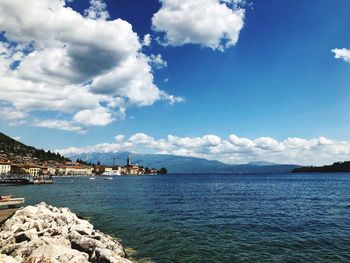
[[0, 162, 11, 175], [25, 165, 41, 177], [102, 166, 121, 176], [104, 167, 113, 173], [60, 166, 93, 176], [48, 167, 56, 175]]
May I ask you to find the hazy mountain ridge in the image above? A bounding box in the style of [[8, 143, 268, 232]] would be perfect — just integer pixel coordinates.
[[247, 161, 278, 166], [70, 152, 300, 174]]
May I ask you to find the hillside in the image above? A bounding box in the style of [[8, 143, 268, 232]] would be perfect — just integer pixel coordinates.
[[0, 132, 69, 162], [291, 161, 350, 173], [70, 152, 300, 174]]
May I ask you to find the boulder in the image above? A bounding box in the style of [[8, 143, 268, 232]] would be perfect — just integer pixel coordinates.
[[0, 254, 17, 263], [0, 203, 133, 263]]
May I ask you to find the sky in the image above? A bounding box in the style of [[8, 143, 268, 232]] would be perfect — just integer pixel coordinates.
[[0, 0, 350, 165]]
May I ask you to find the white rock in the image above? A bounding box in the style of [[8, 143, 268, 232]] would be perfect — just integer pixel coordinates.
[[30, 242, 89, 263], [0, 202, 133, 263], [0, 254, 17, 263]]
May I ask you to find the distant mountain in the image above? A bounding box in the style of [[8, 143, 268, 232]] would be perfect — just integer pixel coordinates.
[[0, 132, 69, 162], [292, 161, 350, 173], [248, 161, 277, 166], [70, 152, 300, 174]]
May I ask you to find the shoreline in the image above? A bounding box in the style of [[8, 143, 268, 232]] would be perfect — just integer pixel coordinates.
[[0, 202, 132, 263]]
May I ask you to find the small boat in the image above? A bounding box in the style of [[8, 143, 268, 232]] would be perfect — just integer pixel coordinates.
[[102, 170, 121, 176], [89, 177, 96, 180], [0, 197, 25, 208], [103, 177, 113, 181], [0, 195, 12, 201]]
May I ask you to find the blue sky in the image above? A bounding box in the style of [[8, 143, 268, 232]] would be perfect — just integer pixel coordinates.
[[0, 0, 350, 164]]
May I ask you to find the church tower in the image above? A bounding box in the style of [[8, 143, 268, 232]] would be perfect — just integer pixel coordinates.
[[127, 155, 131, 166]]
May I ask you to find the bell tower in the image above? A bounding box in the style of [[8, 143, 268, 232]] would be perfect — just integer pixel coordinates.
[[127, 155, 131, 166]]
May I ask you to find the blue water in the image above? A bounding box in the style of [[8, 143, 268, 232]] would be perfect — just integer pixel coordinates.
[[1, 173, 350, 262]]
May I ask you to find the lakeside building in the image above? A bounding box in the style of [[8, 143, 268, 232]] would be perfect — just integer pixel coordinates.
[[0, 154, 165, 177], [119, 155, 159, 175], [101, 166, 121, 176], [126, 164, 141, 175], [59, 165, 93, 176], [10, 164, 24, 175], [104, 167, 113, 173], [122, 155, 142, 175], [94, 165, 106, 175], [24, 165, 41, 177], [148, 169, 158, 175], [94, 165, 119, 176], [47, 167, 57, 175], [0, 162, 11, 175]]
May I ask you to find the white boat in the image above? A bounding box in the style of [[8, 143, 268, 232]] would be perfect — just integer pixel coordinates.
[[103, 177, 113, 180], [89, 177, 95, 180], [101, 170, 121, 176]]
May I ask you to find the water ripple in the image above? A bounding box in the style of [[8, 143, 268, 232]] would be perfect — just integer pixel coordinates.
[[1, 173, 350, 262]]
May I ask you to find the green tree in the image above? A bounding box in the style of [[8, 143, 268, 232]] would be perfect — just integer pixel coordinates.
[[158, 167, 167, 175]]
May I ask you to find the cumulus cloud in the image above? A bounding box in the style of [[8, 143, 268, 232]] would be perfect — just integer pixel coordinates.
[[0, 0, 181, 131], [152, 0, 245, 50], [0, 106, 27, 120], [149, 54, 168, 69], [161, 93, 184, 105], [114, 135, 125, 142], [143, 34, 152, 47], [57, 133, 350, 165], [84, 0, 110, 21], [32, 119, 87, 134], [332, 48, 350, 63], [73, 107, 114, 126]]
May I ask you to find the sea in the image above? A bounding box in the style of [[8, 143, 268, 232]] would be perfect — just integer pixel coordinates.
[[1, 173, 350, 263]]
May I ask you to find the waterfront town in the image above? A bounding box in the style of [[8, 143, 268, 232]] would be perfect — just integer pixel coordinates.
[[0, 152, 163, 177]]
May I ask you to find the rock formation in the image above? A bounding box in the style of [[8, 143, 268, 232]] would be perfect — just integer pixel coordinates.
[[0, 202, 132, 263]]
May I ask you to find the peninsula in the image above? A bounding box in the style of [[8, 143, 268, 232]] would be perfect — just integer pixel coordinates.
[[291, 161, 350, 173]]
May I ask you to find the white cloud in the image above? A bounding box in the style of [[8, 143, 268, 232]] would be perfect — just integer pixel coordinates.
[[115, 107, 126, 121], [229, 134, 253, 147], [84, 0, 110, 21], [0, 107, 27, 120], [318, 136, 333, 146], [254, 137, 280, 150], [0, 0, 181, 131], [32, 119, 86, 134], [114, 135, 125, 142], [149, 54, 168, 69], [58, 143, 126, 156], [9, 120, 27, 127], [73, 107, 114, 126], [161, 93, 184, 105], [129, 133, 156, 145], [90, 54, 167, 106], [152, 0, 245, 50], [57, 133, 350, 166], [143, 34, 152, 47], [332, 48, 350, 63]]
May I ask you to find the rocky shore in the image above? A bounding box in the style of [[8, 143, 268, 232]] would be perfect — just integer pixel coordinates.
[[0, 202, 132, 263]]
